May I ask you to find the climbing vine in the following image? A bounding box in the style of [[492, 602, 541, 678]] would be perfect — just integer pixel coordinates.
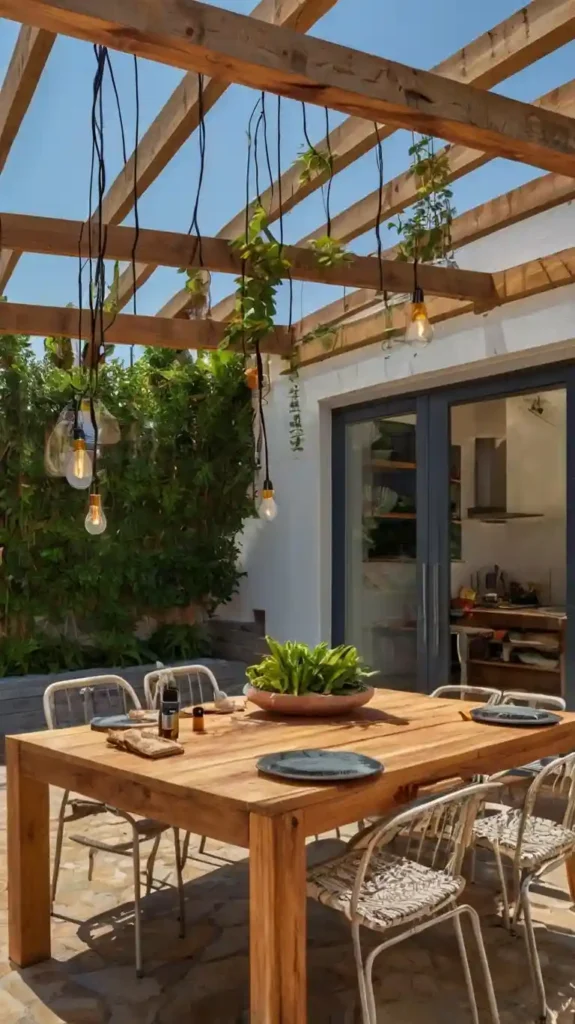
[[389, 135, 456, 264], [0, 337, 255, 675]]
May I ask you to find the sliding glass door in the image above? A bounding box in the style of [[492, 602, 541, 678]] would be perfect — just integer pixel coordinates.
[[332, 397, 432, 692], [332, 364, 575, 708]]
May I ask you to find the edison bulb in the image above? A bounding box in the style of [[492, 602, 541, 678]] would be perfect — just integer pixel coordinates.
[[85, 494, 107, 535], [64, 437, 93, 489], [258, 488, 278, 522], [405, 295, 433, 345]]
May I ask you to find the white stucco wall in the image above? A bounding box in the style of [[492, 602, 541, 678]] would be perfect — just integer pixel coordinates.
[[222, 201, 575, 645]]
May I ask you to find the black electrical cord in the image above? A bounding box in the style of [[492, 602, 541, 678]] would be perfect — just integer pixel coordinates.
[[373, 123, 386, 299], [277, 95, 293, 333], [324, 107, 333, 238], [187, 73, 206, 268], [129, 55, 141, 366]]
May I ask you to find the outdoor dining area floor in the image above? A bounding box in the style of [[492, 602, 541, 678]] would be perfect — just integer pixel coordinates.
[[0, 773, 574, 1024]]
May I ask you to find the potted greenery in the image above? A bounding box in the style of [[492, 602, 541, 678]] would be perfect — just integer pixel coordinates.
[[245, 638, 375, 716]]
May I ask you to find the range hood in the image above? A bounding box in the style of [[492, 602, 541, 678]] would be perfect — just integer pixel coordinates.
[[467, 437, 543, 523]]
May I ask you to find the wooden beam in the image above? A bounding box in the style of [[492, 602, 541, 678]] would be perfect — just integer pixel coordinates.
[[0, 302, 291, 355], [296, 246, 575, 366], [218, 0, 575, 243], [0, 212, 498, 303], [202, 72, 575, 325], [300, 152, 575, 337], [0, 24, 55, 295], [7, 2, 575, 175], [0, 0, 336, 297], [0, 24, 55, 173]]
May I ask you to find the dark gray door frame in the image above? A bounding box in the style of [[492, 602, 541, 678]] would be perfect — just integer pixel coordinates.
[[331, 361, 575, 707]]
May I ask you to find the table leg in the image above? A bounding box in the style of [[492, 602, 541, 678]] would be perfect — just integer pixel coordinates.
[[249, 811, 307, 1023], [7, 738, 51, 966]]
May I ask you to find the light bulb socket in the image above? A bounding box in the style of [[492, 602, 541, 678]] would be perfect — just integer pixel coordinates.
[[262, 477, 273, 492], [88, 493, 101, 509], [73, 426, 86, 443], [412, 286, 425, 304]]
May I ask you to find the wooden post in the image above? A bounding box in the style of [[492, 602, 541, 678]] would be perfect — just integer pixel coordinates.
[[6, 738, 51, 966], [249, 811, 307, 1023]]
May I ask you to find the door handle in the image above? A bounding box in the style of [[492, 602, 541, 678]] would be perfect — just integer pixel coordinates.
[[432, 563, 440, 657], [421, 562, 428, 649]]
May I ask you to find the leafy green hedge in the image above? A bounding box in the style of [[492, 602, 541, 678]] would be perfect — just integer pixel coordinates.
[[0, 336, 255, 675]]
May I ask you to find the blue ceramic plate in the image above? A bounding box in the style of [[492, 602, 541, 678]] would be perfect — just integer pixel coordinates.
[[257, 749, 383, 782], [470, 705, 560, 728], [90, 715, 145, 731]]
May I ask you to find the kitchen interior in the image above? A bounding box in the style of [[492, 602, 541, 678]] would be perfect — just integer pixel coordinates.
[[349, 386, 566, 697], [450, 388, 566, 698]]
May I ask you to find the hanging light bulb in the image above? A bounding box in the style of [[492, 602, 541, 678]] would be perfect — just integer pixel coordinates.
[[258, 479, 278, 522], [405, 287, 434, 345], [64, 428, 94, 490], [85, 493, 107, 535]]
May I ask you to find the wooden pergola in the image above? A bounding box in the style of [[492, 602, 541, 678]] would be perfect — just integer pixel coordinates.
[[1, 0, 575, 367]]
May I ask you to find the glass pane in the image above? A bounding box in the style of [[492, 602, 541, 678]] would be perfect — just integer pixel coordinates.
[[345, 412, 418, 690], [450, 389, 566, 700]]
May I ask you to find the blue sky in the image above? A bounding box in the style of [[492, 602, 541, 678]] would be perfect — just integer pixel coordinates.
[[1, 0, 575, 337]]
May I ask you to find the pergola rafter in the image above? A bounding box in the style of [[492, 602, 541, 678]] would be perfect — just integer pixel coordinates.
[[0, 0, 574, 361], [0, 0, 337, 294]]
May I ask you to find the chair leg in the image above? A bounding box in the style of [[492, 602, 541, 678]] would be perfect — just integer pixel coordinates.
[[452, 912, 480, 1024], [351, 922, 374, 1024], [198, 835, 207, 855], [173, 829, 186, 939], [460, 905, 501, 1024], [131, 826, 143, 978], [519, 877, 549, 1023], [181, 832, 191, 867], [51, 789, 70, 910], [145, 835, 162, 896], [491, 842, 511, 930]]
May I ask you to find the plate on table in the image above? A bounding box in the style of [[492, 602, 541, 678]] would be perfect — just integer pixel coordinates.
[[257, 749, 383, 782], [470, 705, 561, 728], [90, 715, 149, 732]]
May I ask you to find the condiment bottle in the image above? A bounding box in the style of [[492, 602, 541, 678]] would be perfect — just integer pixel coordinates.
[[159, 681, 180, 740], [192, 706, 205, 734]]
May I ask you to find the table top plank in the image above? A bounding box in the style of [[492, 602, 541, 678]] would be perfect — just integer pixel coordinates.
[[12, 690, 575, 838]]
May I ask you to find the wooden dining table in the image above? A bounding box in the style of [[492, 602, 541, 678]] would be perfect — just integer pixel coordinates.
[[7, 688, 575, 1022]]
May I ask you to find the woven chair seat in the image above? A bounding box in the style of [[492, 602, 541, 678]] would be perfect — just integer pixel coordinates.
[[307, 849, 464, 932], [473, 809, 575, 870]]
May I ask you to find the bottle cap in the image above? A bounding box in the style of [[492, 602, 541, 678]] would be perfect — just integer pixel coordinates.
[[193, 706, 204, 717]]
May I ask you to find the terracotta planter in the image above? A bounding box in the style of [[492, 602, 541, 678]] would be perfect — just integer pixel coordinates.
[[244, 684, 374, 717]]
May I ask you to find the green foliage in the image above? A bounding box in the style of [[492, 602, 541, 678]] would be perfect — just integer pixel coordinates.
[[308, 235, 352, 268], [246, 637, 374, 696], [0, 337, 253, 676], [389, 136, 455, 263], [296, 144, 333, 185], [223, 204, 290, 352], [299, 323, 338, 351], [288, 372, 304, 453]]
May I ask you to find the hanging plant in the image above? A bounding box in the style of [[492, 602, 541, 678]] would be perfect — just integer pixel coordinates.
[[222, 204, 290, 352], [308, 235, 352, 268], [288, 369, 304, 453], [388, 135, 455, 264], [177, 267, 211, 317], [296, 144, 333, 185]]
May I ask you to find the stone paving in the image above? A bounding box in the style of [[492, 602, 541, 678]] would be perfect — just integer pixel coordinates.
[[0, 771, 574, 1023]]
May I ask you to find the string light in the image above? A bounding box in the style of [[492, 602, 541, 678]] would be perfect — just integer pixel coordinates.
[[85, 493, 107, 535], [405, 286, 433, 344], [64, 426, 94, 489], [258, 478, 278, 522]]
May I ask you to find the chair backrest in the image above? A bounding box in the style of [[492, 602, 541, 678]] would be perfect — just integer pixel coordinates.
[[513, 752, 575, 860], [143, 663, 225, 710], [347, 782, 499, 922], [430, 685, 501, 705], [43, 675, 141, 729], [500, 690, 566, 712]]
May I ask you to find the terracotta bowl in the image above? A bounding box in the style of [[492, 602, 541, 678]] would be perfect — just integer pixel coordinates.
[[243, 684, 374, 717]]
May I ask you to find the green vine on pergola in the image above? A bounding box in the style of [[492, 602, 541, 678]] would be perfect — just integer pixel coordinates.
[[389, 135, 456, 264]]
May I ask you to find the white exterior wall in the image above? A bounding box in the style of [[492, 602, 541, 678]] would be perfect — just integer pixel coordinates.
[[222, 201, 575, 645]]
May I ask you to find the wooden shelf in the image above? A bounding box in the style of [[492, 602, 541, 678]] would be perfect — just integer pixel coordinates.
[[371, 512, 416, 520], [468, 658, 560, 675], [371, 459, 415, 470]]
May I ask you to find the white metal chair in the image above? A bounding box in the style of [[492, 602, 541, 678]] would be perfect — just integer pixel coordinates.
[[473, 754, 575, 1022], [431, 684, 501, 704], [143, 663, 227, 858], [44, 675, 185, 977], [500, 690, 566, 712], [307, 783, 501, 1024]]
